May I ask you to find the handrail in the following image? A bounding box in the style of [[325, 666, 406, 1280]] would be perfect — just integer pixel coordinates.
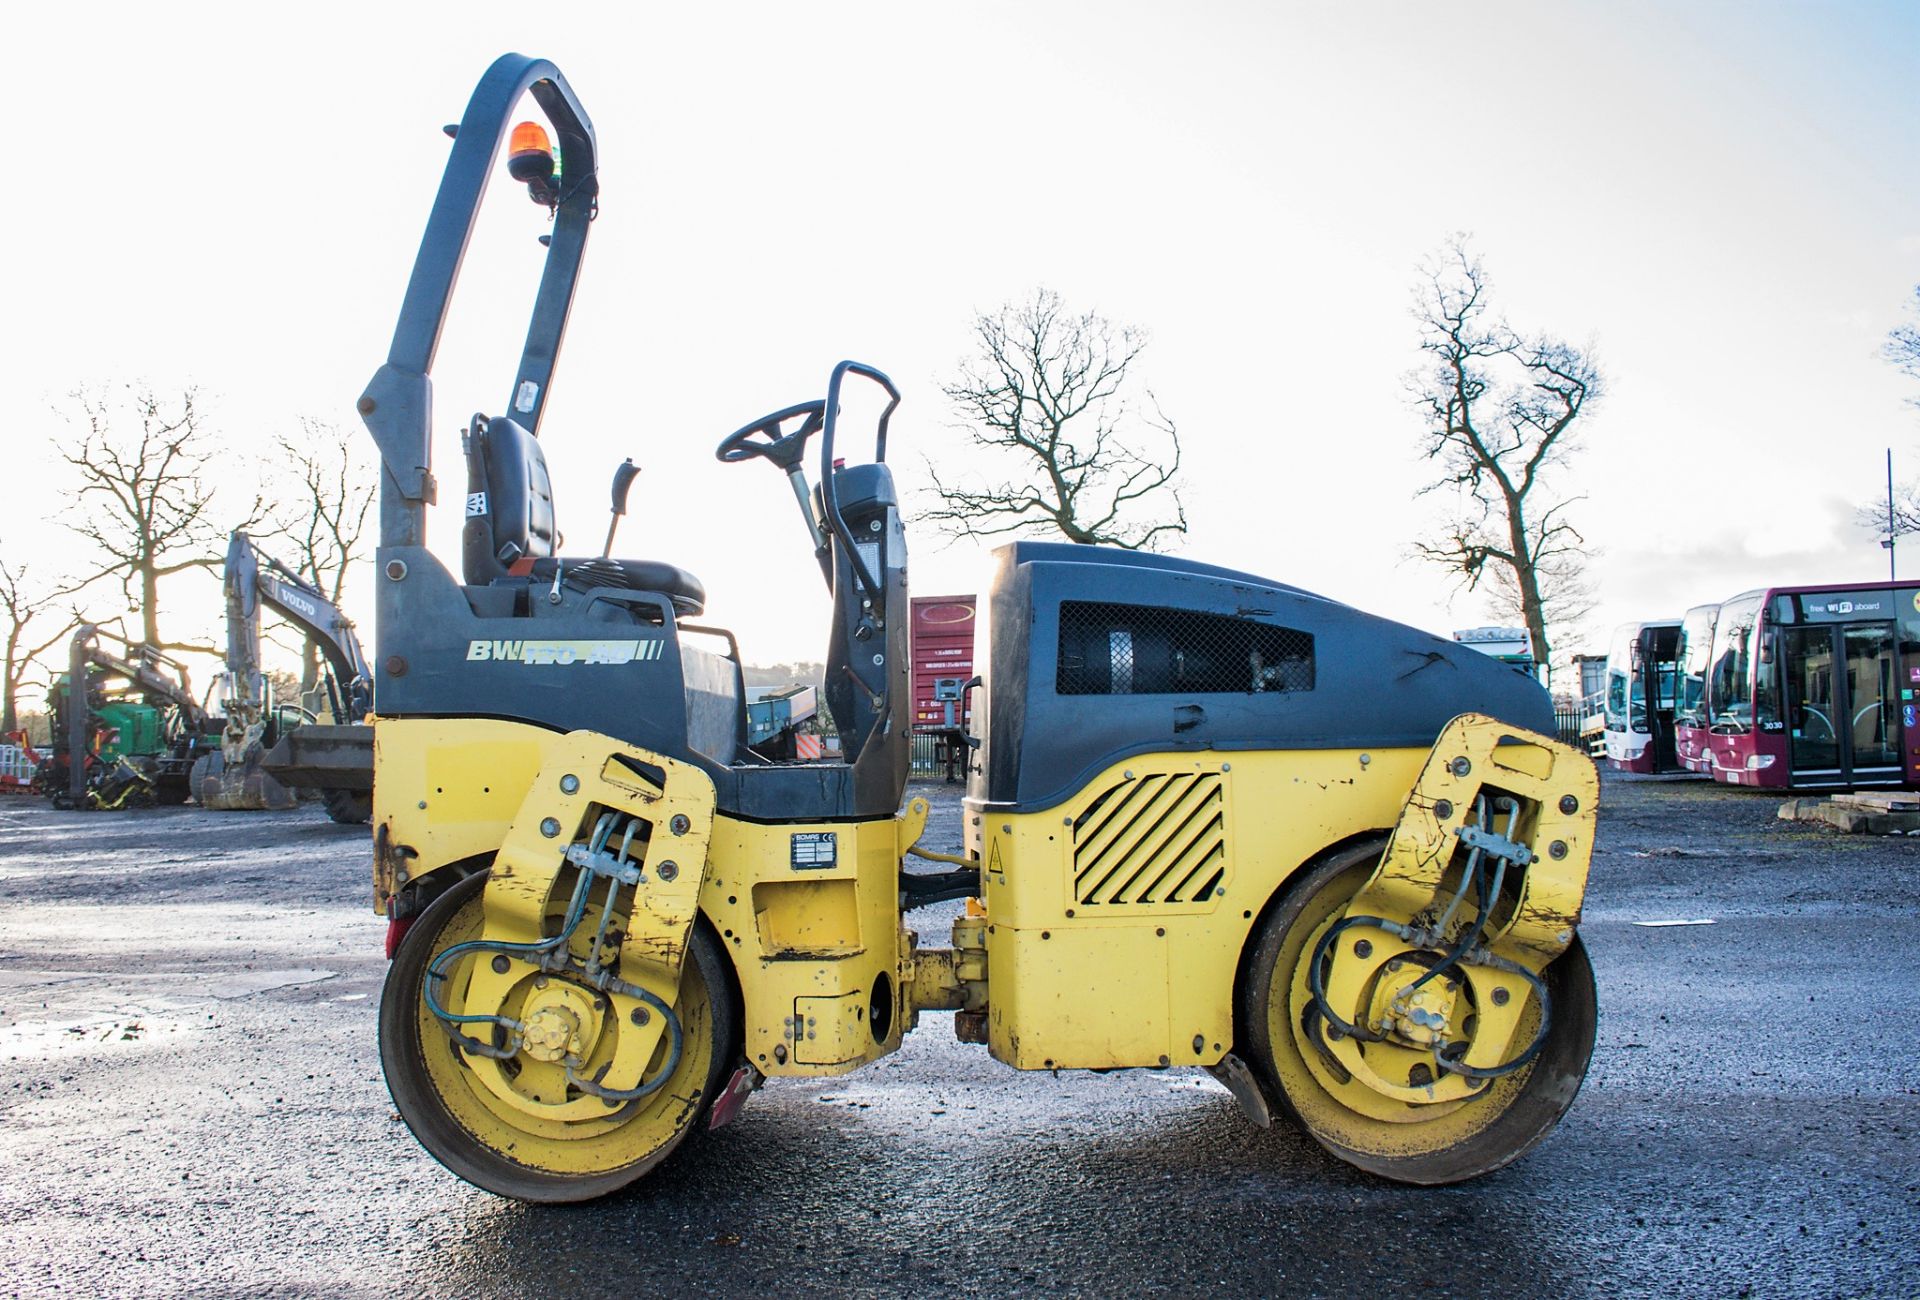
[[815, 360, 901, 603], [362, 54, 598, 548]]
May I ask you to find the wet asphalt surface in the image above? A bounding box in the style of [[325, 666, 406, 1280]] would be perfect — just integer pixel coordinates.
[[1, 774, 1917, 1298]]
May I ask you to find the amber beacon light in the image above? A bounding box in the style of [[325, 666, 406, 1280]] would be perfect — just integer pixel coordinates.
[[506, 120, 557, 204]]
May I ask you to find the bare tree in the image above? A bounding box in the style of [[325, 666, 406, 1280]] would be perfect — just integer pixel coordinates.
[[1888, 285, 1920, 390], [1409, 237, 1602, 684], [266, 419, 375, 691], [0, 557, 82, 735], [60, 386, 268, 654], [1863, 287, 1920, 543], [925, 289, 1186, 550]]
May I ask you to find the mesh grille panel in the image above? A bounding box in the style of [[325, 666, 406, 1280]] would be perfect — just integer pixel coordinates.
[[1057, 601, 1314, 696], [1072, 772, 1226, 906]]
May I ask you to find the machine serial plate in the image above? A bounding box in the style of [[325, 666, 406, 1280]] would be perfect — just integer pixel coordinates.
[[790, 833, 837, 870]]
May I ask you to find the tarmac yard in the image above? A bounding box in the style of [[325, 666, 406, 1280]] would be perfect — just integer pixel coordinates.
[[0, 775, 1916, 1298]]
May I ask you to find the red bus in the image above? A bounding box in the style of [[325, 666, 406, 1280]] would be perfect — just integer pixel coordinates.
[[1672, 602, 1719, 773], [1602, 620, 1682, 773], [1704, 582, 1919, 790]]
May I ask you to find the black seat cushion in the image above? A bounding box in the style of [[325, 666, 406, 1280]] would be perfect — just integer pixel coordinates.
[[527, 556, 706, 617]]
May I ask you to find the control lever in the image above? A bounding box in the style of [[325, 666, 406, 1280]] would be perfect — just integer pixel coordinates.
[[603, 458, 639, 558]]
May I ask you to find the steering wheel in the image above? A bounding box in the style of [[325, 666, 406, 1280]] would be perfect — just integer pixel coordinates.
[[715, 401, 826, 471]]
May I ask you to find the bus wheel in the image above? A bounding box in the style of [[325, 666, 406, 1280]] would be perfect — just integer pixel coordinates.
[[1242, 842, 1596, 1185], [379, 870, 737, 1202]]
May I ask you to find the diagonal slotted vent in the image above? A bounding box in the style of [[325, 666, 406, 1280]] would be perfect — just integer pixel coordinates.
[[1073, 772, 1227, 907]]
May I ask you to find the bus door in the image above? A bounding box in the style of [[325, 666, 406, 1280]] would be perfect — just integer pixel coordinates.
[[1642, 625, 1681, 773], [1781, 620, 1902, 786]]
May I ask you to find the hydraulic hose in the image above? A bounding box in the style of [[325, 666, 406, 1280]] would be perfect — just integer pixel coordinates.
[[1306, 794, 1553, 1081], [422, 811, 628, 1060], [1305, 914, 1392, 1043], [1434, 948, 1553, 1081], [564, 979, 685, 1103], [1398, 797, 1516, 1002], [423, 864, 595, 1059], [421, 809, 692, 1100]]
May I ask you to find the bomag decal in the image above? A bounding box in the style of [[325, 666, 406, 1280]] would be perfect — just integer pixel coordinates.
[[464, 639, 665, 665]]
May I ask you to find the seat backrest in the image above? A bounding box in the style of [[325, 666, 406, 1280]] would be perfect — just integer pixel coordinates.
[[463, 416, 557, 584]]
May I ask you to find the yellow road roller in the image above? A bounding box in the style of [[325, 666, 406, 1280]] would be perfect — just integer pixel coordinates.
[[364, 54, 1601, 1202]]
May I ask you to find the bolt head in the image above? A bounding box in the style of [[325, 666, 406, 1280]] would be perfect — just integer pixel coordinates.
[[384, 559, 408, 582], [491, 955, 510, 974], [540, 817, 561, 838], [658, 860, 679, 882], [1433, 799, 1455, 820], [630, 1006, 650, 1026], [1549, 840, 1568, 860], [559, 774, 580, 795], [1450, 757, 1472, 778], [1492, 987, 1511, 1006], [1354, 938, 1374, 958], [1559, 794, 1580, 814]]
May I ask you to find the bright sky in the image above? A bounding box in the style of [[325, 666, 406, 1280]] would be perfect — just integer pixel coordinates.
[[8, 2, 1919, 683]]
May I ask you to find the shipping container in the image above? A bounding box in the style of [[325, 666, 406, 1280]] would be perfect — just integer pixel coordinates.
[[910, 594, 977, 781]]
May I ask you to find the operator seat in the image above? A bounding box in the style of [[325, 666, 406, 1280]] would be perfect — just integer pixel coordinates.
[[461, 415, 706, 616]]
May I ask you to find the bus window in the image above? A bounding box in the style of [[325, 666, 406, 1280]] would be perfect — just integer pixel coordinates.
[[1604, 624, 1635, 732], [1675, 605, 1717, 728], [1708, 593, 1763, 731], [1754, 628, 1780, 728]]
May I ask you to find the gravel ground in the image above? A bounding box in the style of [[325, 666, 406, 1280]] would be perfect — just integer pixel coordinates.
[[0, 772, 1915, 1297]]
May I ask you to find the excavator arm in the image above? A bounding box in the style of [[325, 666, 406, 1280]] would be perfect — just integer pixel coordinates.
[[199, 533, 376, 819], [226, 531, 374, 724]]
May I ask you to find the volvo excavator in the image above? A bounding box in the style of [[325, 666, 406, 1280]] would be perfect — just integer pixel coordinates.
[[193, 531, 375, 823], [366, 56, 1603, 1202]]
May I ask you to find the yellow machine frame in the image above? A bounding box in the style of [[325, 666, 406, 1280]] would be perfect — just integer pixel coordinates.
[[375, 713, 1596, 1081]]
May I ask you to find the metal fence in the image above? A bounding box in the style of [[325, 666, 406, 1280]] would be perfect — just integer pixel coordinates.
[[0, 743, 39, 789]]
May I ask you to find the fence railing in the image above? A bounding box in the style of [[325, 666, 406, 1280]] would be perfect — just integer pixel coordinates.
[[0, 744, 39, 788]]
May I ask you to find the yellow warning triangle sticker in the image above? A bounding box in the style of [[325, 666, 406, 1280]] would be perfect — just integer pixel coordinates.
[[988, 838, 1004, 874]]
